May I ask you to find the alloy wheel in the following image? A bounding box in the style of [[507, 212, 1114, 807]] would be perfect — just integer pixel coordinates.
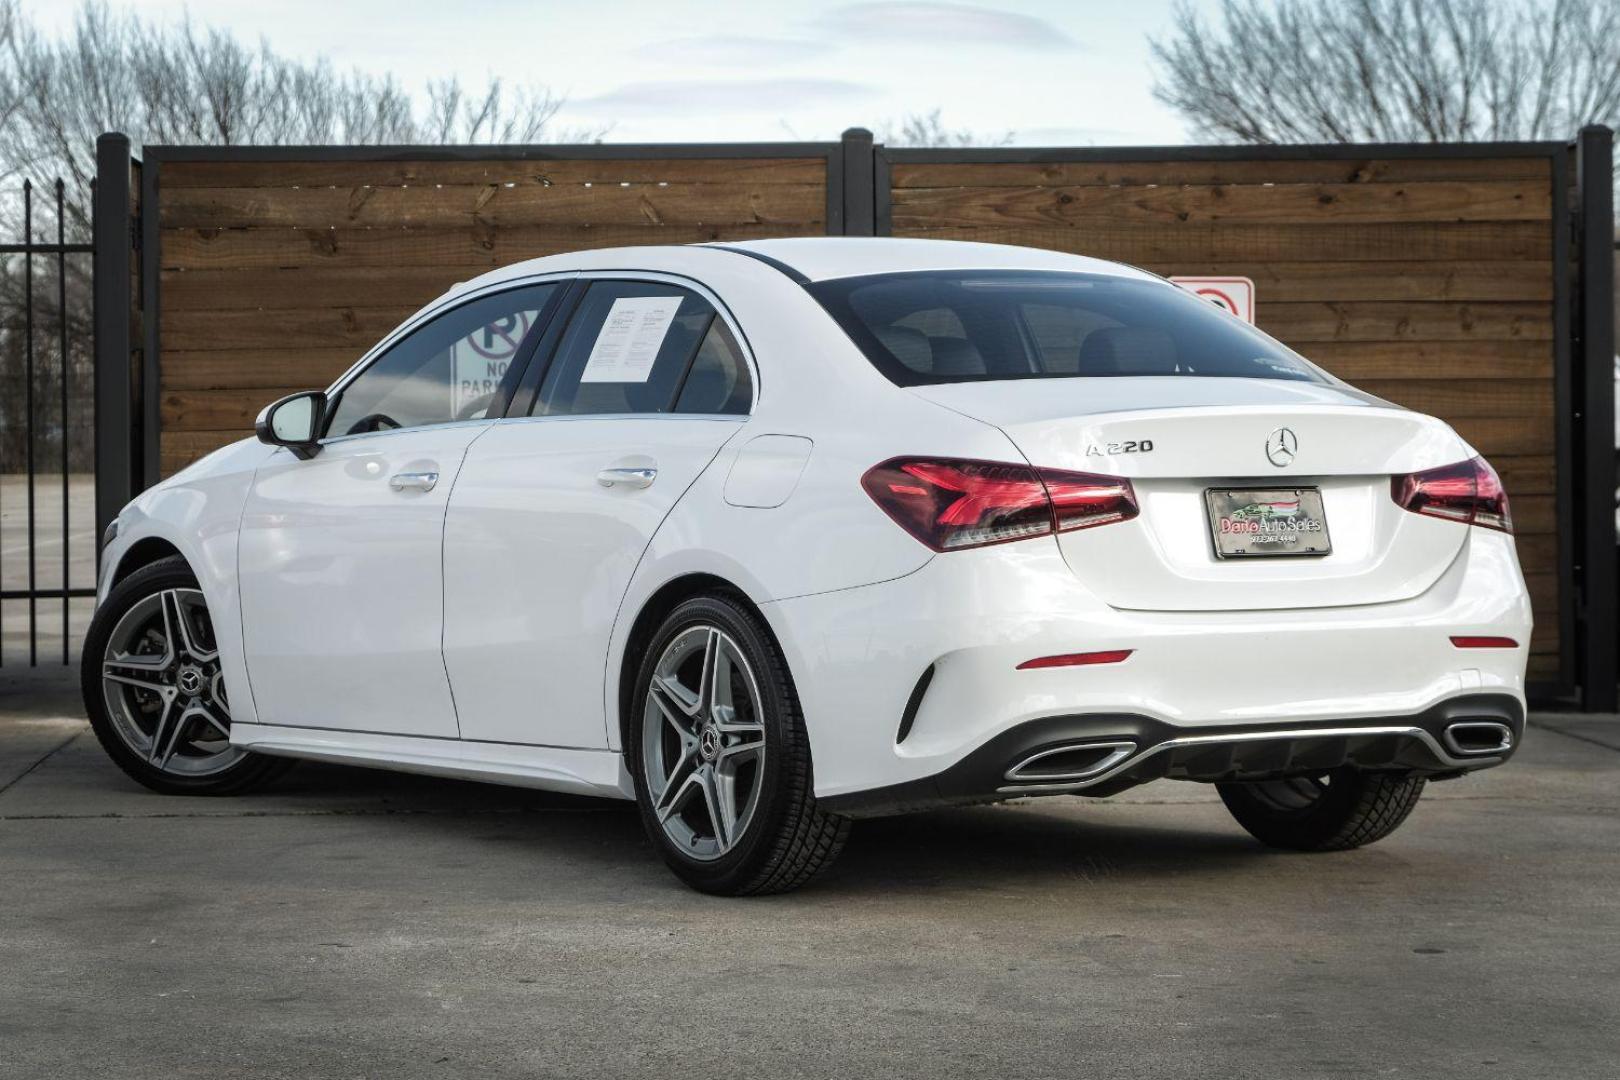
[[100, 588, 242, 776], [641, 625, 768, 861]]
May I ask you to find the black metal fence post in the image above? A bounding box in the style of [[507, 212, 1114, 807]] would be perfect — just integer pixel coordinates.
[[94, 133, 136, 559], [840, 128, 875, 236], [23, 180, 36, 665], [1574, 125, 1617, 712]]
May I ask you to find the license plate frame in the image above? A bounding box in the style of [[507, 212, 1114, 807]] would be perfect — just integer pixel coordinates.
[[1205, 487, 1332, 559]]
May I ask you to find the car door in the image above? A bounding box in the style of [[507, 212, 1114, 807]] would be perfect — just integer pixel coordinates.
[[444, 276, 755, 748], [237, 281, 563, 738]]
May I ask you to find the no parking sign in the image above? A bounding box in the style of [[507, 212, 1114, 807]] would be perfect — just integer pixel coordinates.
[[1170, 276, 1256, 324], [451, 310, 535, 415]]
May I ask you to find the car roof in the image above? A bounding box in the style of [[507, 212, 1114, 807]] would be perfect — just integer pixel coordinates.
[[449, 237, 1157, 302], [706, 237, 1156, 284]]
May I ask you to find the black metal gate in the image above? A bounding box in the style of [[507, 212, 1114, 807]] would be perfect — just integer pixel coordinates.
[[0, 178, 96, 667]]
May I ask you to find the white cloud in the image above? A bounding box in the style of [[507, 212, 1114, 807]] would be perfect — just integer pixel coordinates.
[[633, 34, 832, 67], [826, 2, 1079, 50], [574, 78, 876, 116]]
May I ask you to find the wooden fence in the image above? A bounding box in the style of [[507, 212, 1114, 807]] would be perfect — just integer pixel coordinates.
[[145, 148, 840, 476], [93, 129, 1617, 705]]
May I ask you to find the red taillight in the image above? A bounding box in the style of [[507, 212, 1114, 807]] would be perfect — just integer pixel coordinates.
[[861, 457, 1139, 552], [1450, 636, 1519, 649], [1391, 456, 1513, 534], [1016, 650, 1134, 670]]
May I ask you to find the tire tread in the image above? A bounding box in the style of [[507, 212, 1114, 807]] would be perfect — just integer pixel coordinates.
[[1218, 769, 1426, 852]]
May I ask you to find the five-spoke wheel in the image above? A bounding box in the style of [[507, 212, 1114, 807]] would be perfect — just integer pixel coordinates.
[[82, 556, 289, 795], [628, 594, 849, 894], [101, 586, 239, 776], [643, 625, 768, 860]]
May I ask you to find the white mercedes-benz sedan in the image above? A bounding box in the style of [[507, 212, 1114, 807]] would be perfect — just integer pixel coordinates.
[[85, 238, 1531, 894]]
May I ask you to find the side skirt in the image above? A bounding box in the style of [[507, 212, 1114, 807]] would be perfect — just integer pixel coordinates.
[[231, 723, 635, 800]]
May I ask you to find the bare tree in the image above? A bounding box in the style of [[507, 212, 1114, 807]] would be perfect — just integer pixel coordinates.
[[0, 0, 595, 230], [880, 109, 1014, 148], [0, 0, 596, 471], [1151, 0, 1620, 145]]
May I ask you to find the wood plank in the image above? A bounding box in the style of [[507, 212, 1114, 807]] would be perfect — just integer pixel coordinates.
[[890, 223, 1553, 262], [1261, 301, 1552, 342], [163, 266, 461, 312], [1444, 415, 1555, 456], [1486, 456, 1556, 496], [161, 306, 415, 352], [159, 183, 826, 230], [890, 157, 1553, 188], [163, 157, 827, 188], [1532, 607, 1561, 639], [1530, 619, 1560, 650], [1498, 494, 1554, 534], [162, 389, 296, 431], [162, 348, 362, 391], [1147, 261, 1554, 303], [892, 181, 1551, 229], [159, 222, 820, 271], [1513, 533, 1558, 570], [1301, 340, 1552, 380], [1353, 378, 1552, 418], [1526, 571, 1557, 612], [1527, 654, 1560, 681]]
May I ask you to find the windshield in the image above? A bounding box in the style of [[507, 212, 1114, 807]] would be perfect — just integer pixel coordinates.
[[808, 270, 1328, 387]]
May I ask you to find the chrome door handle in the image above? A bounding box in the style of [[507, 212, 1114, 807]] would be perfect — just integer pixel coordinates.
[[388, 471, 439, 492], [596, 467, 657, 489]]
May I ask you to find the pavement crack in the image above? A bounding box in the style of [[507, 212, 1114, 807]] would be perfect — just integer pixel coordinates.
[[1529, 722, 1620, 755], [0, 729, 83, 799]]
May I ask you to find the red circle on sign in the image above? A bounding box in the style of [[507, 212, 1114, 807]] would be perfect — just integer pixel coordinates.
[[467, 311, 533, 360], [1195, 287, 1239, 314]]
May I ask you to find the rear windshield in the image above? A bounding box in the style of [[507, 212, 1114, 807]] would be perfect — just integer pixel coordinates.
[[808, 270, 1327, 387]]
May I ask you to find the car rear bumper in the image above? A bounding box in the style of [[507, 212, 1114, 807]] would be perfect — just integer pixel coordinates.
[[765, 528, 1531, 805], [820, 693, 1523, 816]]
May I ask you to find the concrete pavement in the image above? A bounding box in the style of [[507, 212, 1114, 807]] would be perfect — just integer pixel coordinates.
[[2, 668, 1618, 1079]]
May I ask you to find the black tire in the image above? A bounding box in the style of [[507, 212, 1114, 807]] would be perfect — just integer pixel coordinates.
[[626, 593, 850, 895], [1217, 768, 1426, 851], [81, 555, 291, 796]]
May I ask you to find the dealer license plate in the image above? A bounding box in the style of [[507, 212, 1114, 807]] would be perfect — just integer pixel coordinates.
[[1205, 487, 1332, 558]]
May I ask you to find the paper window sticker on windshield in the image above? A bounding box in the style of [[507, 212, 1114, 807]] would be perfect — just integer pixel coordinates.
[[580, 296, 684, 383]]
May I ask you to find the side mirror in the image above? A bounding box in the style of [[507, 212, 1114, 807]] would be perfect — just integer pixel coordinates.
[[255, 390, 327, 460]]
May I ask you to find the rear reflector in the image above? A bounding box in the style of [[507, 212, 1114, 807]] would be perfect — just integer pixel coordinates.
[[861, 457, 1138, 552], [1016, 649, 1134, 670], [1391, 456, 1513, 533], [1450, 636, 1519, 649]]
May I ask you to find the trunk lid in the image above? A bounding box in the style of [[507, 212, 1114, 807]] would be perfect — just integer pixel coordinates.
[[910, 377, 1475, 612]]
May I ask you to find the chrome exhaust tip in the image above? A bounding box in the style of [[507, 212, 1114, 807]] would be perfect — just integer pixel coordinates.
[[1442, 720, 1514, 757], [1005, 741, 1136, 785]]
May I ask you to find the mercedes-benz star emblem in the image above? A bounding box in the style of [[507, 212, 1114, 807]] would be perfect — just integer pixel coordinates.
[[1266, 427, 1298, 468]]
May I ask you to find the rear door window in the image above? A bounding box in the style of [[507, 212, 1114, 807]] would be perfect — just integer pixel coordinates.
[[534, 280, 751, 416]]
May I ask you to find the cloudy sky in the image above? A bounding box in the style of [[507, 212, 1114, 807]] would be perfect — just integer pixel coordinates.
[[21, 0, 1226, 145]]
